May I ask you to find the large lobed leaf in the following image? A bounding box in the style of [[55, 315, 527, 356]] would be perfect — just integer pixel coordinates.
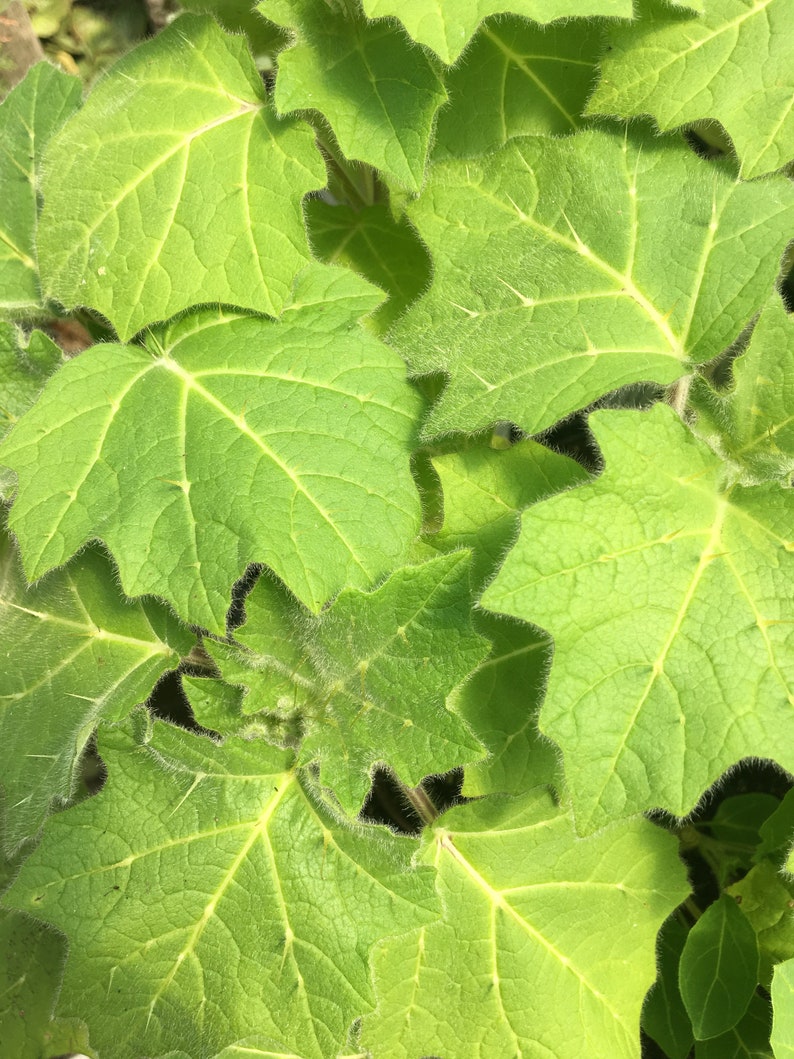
[[0, 62, 81, 315], [0, 527, 191, 851], [0, 268, 423, 632], [361, 789, 688, 1058], [37, 15, 324, 340], [360, 0, 633, 64], [484, 404, 794, 833], [1, 718, 438, 1059], [265, 0, 446, 191], [589, 0, 794, 179], [390, 129, 794, 439]]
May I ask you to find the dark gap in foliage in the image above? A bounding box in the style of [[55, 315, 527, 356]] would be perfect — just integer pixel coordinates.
[[535, 410, 601, 474], [146, 667, 216, 740], [226, 562, 263, 633], [360, 767, 467, 835], [74, 732, 107, 800]]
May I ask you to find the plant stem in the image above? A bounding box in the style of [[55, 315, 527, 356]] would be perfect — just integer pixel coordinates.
[[403, 783, 439, 826]]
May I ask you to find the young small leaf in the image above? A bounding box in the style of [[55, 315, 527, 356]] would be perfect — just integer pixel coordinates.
[[679, 894, 759, 1040]]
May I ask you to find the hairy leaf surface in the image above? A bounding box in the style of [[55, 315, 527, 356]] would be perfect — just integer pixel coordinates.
[[361, 790, 688, 1058], [203, 552, 488, 814], [1, 719, 438, 1059], [589, 0, 794, 179], [265, 0, 446, 190], [0, 62, 81, 314], [0, 528, 190, 851], [37, 15, 324, 340], [484, 405, 794, 833], [390, 130, 794, 439], [0, 269, 423, 631], [360, 1, 633, 64]]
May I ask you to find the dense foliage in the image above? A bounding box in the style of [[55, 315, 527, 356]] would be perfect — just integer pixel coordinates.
[[1, 1, 793, 1057]]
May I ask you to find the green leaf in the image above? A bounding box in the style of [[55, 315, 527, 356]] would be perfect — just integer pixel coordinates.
[[589, 0, 794, 179], [679, 894, 759, 1040], [359, 0, 633, 65], [205, 552, 489, 814], [304, 199, 431, 333], [361, 790, 688, 1058], [1, 718, 438, 1059], [729, 861, 794, 979], [0, 62, 81, 315], [37, 14, 324, 341], [643, 915, 695, 1059], [757, 789, 794, 865], [695, 992, 773, 1059], [265, 0, 446, 190], [692, 296, 794, 484], [706, 793, 782, 887], [483, 405, 794, 833], [772, 958, 794, 1058], [390, 129, 794, 439], [0, 268, 423, 632], [428, 433, 588, 590], [433, 15, 602, 155], [0, 910, 65, 1059], [0, 525, 191, 851]]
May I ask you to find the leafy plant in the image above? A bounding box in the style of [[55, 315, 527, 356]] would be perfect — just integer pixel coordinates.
[[1, 1, 793, 1056]]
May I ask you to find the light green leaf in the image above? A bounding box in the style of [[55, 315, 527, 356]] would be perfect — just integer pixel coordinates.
[[390, 129, 794, 439], [0, 525, 191, 851], [204, 552, 489, 814], [179, 0, 289, 58], [0, 268, 423, 632], [433, 15, 602, 155], [692, 296, 794, 484], [588, 0, 794, 179], [0, 62, 81, 314], [642, 915, 695, 1059], [0, 322, 62, 497], [455, 610, 560, 797], [695, 992, 772, 1059], [360, 0, 633, 65], [679, 894, 759, 1040], [772, 958, 794, 1058], [1, 718, 438, 1059], [37, 14, 324, 341], [483, 405, 794, 833], [264, 0, 446, 190], [428, 433, 588, 590], [304, 199, 431, 333], [362, 789, 688, 1058]]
